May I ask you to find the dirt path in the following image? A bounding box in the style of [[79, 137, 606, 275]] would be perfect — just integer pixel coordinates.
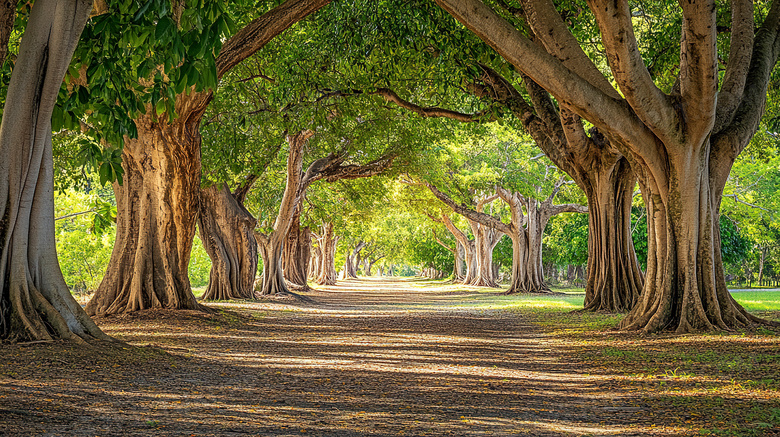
[[0, 278, 776, 436]]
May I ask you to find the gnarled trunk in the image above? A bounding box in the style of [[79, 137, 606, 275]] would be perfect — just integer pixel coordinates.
[[0, 0, 110, 342], [197, 184, 258, 300], [506, 228, 546, 294], [283, 211, 311, 290], [309, 243, 322, 280], [469, 220, 501, 287], [583, 158, 644, 312], [620, 150, 759, 333], [87, 116, 202, 316], [439, 215, 476, 284], [255, 232, 288, 296], [315, 223, 338, 285], [454, 242, 466, 280]]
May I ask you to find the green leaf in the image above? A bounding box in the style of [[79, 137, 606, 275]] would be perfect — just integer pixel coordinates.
[[155, 16, 174, 40], [99, 162, 112, 186], [155, 99, 166, 116], [132, 0, 153, 22]]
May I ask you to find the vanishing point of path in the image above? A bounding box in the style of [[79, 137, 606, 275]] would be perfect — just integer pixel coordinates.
[[1, 278, 765, 436]]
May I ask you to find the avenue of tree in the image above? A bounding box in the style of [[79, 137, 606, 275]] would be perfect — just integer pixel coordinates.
[[2, 0, 780, 342]]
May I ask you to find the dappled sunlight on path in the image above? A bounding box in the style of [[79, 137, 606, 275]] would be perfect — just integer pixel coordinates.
[[2, 278, 773, 435]]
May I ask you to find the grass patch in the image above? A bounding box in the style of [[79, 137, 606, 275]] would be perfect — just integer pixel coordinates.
[[730, 290, 780, 311]]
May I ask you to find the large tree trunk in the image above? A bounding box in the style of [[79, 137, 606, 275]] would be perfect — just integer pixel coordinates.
[[315, 223, 338, 285], [309, 243, 322, 280], [283, 211, 311, 291], [254, 131, 313, 296], [439, 215, 476, 284], [88, 0, 332, 313], [87, 116, 202, 316], [505, 229, 546, 294], [344, 241, 366, 279], [0, 0, 110, 342], [197, 184, 258, 300], [469, 220, 497, 287], [435, 0, 780, 334], [455, 242, 466, 280], [582, 157, 644, 312], [255, 232, 288, 296], [620, 152, 761, 333]]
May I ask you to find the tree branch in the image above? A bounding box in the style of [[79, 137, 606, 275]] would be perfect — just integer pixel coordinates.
[[714, 0, 754, 133], [588, 0, 679, 143], [433, 0, 657, 158], [723, 193, 771, 212], [216, 0, 331, 79], [55, 210, 94, 221], [372, 88, 494, 122], [425, 182, 512, 235]]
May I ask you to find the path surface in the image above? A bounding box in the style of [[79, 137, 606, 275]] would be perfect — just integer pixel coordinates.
[[0, 278, 748, 436]]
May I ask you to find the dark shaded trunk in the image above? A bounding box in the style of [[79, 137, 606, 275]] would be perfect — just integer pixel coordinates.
[[0, 0, 18, 67], [0, 0, 110, 342], [583, 158, 644, 312], [283, 211, 311, 291], [87, 116, 202, 316], [196, 184, 257, 300]]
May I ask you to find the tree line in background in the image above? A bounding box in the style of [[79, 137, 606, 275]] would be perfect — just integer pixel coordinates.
[[2, 0, 780, 342]]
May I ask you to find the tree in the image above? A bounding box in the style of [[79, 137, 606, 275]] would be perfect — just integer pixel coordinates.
[[84, 0, 332, 316], [469, 66, 644, 311], [0, 0, 110, 342], [436, 0, 780, 332]]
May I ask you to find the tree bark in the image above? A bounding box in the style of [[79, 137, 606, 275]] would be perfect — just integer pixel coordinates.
[[87, 115, 203, 315], [435, 0, 780, 330], [315, 223, 338, 286], [196, 184, 258, 300], [255, 231, 288, 296], [92, 0, 331, 313], [309, 241, 322, 280], [0, 0, 111, 342], [342, 241, 366, 279], [254, 131, 312, 296], [438, 214, 476, 283], [283, 210, 311, 291], [469, 219, 500, 287], [582, 155, 644, 312], [0, 0, 18, 68]]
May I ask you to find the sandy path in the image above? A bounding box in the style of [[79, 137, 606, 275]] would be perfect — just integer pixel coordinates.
[[0, 278, 683, 436]]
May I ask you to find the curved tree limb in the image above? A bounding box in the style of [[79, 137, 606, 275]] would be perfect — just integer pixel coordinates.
[[425, 182, 512, 235], [714, 0, 755, 133], [216, 0, 332, 79], [433, 0, 658, 163]]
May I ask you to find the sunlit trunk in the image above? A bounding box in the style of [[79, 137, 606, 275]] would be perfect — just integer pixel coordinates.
[[87, 116, 202, 316], [0, 0, 109, 341], [621, 147, 758, 333]]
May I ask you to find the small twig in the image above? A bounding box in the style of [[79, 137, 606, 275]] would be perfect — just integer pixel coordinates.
[[723, 194, 771, 212], [55, 210, 94, 221]]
